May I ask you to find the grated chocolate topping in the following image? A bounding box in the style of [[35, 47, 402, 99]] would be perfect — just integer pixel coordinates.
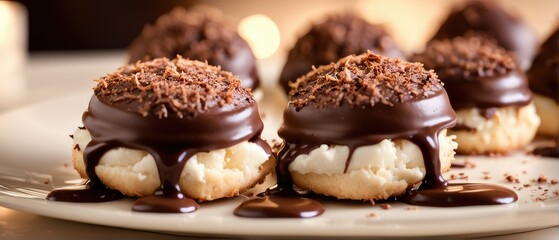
[[289, 51, 442, 110], [93, 56, 253, 118], [412, 35, 517, 81]]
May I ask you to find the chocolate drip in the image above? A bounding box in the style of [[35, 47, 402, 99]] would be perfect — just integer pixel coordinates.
[[532, 141, 559, 159], [46, 181, 122, 203], [400, 183, 518, 207], [479, 108, 498, 119], [48, 95, 270, 213], [452, 123, 477, 133], [441, 70, 532, 111]]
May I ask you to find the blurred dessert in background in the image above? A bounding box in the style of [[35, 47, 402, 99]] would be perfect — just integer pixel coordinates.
[[128, 6, 261, 92], [527, 26, 559, 158], [431, 0, 537, 70], [278, 12, 403, 94], [412, 35, 539, 155]]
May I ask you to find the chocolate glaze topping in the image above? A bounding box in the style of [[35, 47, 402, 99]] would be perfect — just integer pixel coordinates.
[[432, 0, 537, 69], [412, 35, 532, 119], [279, 13, 404, 94], [236, 52, 517, 218], [128, 7, 260, 90], [527, 27, 559, 102], [48, 57, 270, 213]]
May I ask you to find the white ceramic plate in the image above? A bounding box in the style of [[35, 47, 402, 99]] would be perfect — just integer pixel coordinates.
[[0, 87, 558, 238]]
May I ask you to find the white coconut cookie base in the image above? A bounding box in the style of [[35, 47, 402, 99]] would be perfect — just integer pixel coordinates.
[[288, 130, 457, 201], [449, 103, 540, 154], [72, 128, 274, 201], [533, 94, 559, 137]]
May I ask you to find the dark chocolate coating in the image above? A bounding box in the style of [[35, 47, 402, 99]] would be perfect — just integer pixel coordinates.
[[80, 95, 269, 213], [440, 70, 532, 111], [279, 13, 403, 94], [128, 7, 260, 90], [278, 90, 457, 190], [527, 27, 559, 102], [432, 0, 537, 69]]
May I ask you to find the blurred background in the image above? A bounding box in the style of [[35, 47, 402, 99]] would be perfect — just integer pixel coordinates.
[[11, 0, 559, 55], [1, 0, 558, 110]]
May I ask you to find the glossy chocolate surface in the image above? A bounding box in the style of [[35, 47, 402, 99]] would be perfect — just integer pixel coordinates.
[[399, 183, 518, 207], [46, 181, 122, 203]]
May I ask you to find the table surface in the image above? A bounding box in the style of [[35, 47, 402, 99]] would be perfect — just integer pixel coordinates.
[[0, 51, 557, 239]]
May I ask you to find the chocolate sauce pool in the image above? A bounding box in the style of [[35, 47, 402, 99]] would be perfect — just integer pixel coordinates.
[[235, 89, 518, 218], [48, 95, 270, 213]]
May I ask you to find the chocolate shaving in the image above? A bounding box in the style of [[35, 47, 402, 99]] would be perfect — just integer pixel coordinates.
[[93, 57, 252, 118], [289, 51, 442, 110]]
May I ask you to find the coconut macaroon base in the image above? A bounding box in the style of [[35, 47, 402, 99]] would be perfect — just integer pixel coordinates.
[[450, 103, 540, 154], [72, 128, 275, 201], [288, 131, 457, 201], [533, 94, 559, 137]]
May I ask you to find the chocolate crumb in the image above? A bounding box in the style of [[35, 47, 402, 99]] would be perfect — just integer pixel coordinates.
[[535, 196, 546, 201], [523, 184, 531, 187], [551, 179, 558, 185], [504, 174, 520, 183], [465, 159, 477, 168], [535, 175, 548, 183], [451, 162, 466, 168], [73, 144, 81, 151], [379, 203, 391, 210], [69, 134, 74, 139], [289, 51, 443, 110], [78, 126, 86, 130]]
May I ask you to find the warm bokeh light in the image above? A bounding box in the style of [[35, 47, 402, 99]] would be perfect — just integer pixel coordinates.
[[238, 14, 280, 59]]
